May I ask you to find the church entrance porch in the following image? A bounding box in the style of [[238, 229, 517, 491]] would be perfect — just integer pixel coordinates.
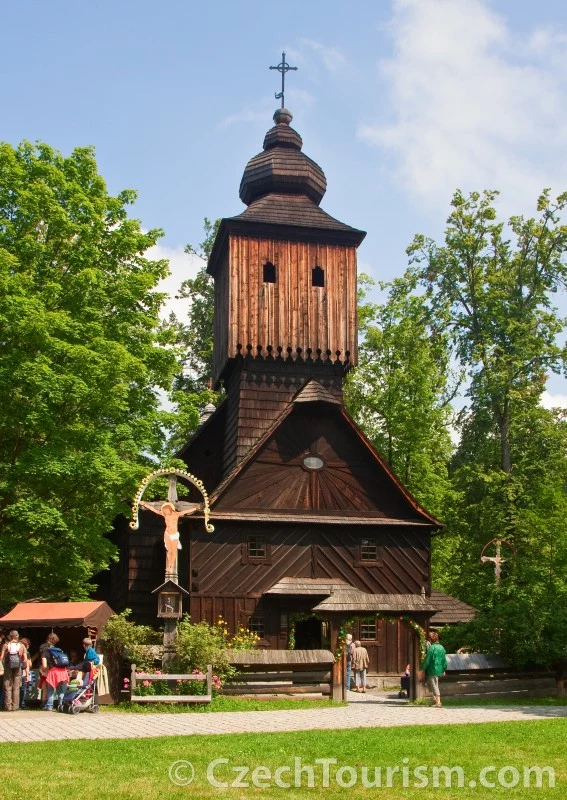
[[292, 616, 330, 650]]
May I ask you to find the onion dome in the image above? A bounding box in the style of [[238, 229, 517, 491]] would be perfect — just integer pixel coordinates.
[[239, 109, 327, 206]]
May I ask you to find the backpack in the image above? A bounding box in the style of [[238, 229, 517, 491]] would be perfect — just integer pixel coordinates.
[[47, 647, 70, 668], [4, 642, 22, 670]]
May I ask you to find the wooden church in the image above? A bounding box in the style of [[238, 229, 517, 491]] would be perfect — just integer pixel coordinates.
[[104, 104, 442, 674]]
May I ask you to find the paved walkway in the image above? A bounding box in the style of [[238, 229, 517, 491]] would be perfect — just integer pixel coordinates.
[[0, 695, 565, 743]]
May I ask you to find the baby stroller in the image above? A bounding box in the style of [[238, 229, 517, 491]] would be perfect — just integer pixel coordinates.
[[398, 665, 411, 698], [60, 666, 100, 715]]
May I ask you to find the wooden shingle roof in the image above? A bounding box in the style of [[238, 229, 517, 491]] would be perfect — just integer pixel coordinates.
[[265, 577, 355, 596], [239, 109, 327, 206], [292, 378, 341, 405], [429, 590, 477, 626], [231, 193, 360, 233], [312, 593, 438, 614]]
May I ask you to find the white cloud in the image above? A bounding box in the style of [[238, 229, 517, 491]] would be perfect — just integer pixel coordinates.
[[359, 0, 567, 213], [299, 39, 347, 72], [218, 107, 272, 129], [144, 242, 203, 320], [218, 92, 315, 129], [540, 390, 567, 410]]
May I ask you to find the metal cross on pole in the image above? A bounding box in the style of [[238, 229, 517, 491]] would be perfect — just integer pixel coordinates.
[[480, 538, 514, 586], [269, 51, 298, 108]]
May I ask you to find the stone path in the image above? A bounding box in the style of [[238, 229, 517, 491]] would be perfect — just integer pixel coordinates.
[[0, 695, 565, 743]]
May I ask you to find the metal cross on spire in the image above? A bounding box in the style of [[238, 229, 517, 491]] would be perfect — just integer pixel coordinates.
[[269, 51, 298, 108]]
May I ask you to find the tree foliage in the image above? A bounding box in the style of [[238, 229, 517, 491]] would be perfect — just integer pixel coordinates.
[[163, 219, 220, 455], [0, 141, 178, 606], [173, 218, 219, 393], [407, 189, 567, 672], [344, 274, 455, 518], [407, 189, 567, 475]]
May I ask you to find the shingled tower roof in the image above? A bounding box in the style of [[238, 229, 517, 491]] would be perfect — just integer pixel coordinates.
[[239, 108, 326, 206], [217, 108, 365, 240]]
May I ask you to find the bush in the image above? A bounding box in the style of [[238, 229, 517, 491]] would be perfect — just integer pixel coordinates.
[[101, 609, 162, 672], [172, 615, 259, 685]]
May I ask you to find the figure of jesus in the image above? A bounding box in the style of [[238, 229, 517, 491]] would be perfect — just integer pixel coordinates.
[[140, 501, 199, 576]]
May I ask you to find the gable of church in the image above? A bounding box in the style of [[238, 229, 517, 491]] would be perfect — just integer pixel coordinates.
[[212, 398, 438, 525]]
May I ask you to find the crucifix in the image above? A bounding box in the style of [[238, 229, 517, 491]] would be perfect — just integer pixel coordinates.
[[139, 476, 200, 579], [132, 469, 214, 668], [480, 538, 514, 586], [269, 51, 298, 108]]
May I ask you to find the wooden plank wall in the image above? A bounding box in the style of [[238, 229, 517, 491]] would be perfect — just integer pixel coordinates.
[[213, 235, 357, 385], [222, 365, 343, 472], [213, 248, 229, 382], [189, 523, 429, 603], [218, 403, 427, 520], [350, 618, 413, 674]]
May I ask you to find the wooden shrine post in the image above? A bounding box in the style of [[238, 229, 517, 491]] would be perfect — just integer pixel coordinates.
[[329, 616, 345, 702], [130, 468, 214, 670], [411, 626, 426, 701]]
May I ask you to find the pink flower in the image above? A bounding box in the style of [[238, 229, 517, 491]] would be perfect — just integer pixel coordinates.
[[143, 680, 151, 687], [154, 670, 161, 674]]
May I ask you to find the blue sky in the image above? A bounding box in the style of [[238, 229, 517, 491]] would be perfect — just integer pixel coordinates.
[[3, 0, 567, 401]]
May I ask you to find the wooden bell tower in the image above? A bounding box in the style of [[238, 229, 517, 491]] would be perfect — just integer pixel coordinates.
[[207, 108, 366, 475]]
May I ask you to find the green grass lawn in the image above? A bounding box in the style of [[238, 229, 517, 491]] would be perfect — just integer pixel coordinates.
[[1, 720, 564, 799], [441, 696, 567, 707], [104, 696, 344, 713]]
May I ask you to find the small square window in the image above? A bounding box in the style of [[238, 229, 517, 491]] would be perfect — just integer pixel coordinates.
[[263, 262, 276, 283], [312, 266, 325, 287], [248, 535, 266, 559], [360, 621, 377, 640], [360, 539, 378, 561], [248, 617, 265, 638]]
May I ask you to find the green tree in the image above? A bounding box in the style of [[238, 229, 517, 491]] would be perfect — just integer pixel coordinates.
[[173, 218, 219, 393], [407, 189, 567, 476], [0, 141, 178, 606], [163, 219, 220, 456], [408, 189, 567, 675], [345, 274, 455, 518]]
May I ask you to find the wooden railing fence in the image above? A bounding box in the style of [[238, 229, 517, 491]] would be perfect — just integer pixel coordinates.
[[130, 664, 212, 703]]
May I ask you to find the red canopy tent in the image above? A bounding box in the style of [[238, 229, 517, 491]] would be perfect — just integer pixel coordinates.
[[0, 601, 114, 632], [0, 601, 116, 705]]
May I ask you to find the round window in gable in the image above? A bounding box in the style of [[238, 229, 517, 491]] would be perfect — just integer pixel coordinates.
[[303, 455, 324, 470]]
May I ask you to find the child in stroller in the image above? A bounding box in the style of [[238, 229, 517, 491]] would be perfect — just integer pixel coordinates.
[[398, 664, 411, 698], [60, 663, 100, 715]]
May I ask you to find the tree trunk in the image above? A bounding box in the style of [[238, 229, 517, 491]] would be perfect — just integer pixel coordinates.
[[499, 396, 512, 474]]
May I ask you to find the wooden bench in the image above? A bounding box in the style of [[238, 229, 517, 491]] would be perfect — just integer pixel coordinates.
[[129, 664, 212, 703]]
